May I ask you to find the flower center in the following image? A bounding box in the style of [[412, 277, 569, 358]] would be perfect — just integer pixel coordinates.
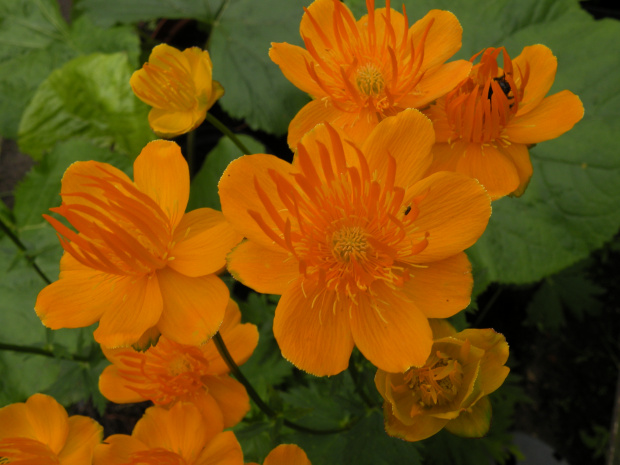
[[330, 226, 369, 262], [404, 350, 464, 408], [355, 64, 385, 97], [116, 338, 210, 405], [443, 47, 525, 143]]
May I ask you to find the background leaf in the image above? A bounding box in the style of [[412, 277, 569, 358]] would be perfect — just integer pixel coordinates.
[[188, 134, 266, 211], [0, 0, 139, 138], [17, 52, 155, 160], [209, 0, 311, 134]]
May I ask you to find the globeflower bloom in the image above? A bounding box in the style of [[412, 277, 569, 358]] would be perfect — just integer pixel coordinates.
[[131, 43, 224, 138], [94, 402, 243, 465], [0, 393, 102, 464], [247, 444, 312, 465], [424, 46, 584, 199], [99, 299, 258, 428], [35, 140, 243, 348], [219, 109, 491, 376], [375, 320, 510, 442], [270, 0, 471, 148]]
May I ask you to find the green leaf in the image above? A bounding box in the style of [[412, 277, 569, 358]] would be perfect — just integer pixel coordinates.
[[188, 134, 266, 211], [18, 52, 155, 159], [0, 0, 140, 137], [209, 0, 311, 134], [78, 0, 222, 27]]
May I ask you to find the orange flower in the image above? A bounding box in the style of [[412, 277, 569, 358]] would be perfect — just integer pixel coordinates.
[[424, 46, 584, 200], [270, 0, 471, 148], [375, 320, 510, 442], [131, 43, 224, 138], [0, 393, 102, 464], [93, 402, 243, 465], [246, 444, 312, 465], [219, 109, 491, 376], [98, 298, 258, 428], [35, 140, 243, 348]]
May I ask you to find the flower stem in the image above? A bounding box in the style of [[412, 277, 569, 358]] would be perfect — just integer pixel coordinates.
[[205, 113, 252, 155], [0, 217, 51, 285], [213, 332, 355, 435], [0, 342, 91, 362]]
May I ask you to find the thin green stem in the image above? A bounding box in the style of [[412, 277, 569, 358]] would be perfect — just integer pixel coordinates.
[[205, 113, 251, 155], [213, 332, 354, 435], [0, 217, 51, 285], [0, 342, 90, 362]]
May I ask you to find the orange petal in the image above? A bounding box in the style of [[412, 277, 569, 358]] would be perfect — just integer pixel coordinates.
[[425, 141, 461, 174], [496, 142, 532, 197], [263, 444, 312, 465], [423, 101, 453, 143], [444, 395, 492, 438], [295, 122, 360, 172], [455, 143, 520, 200], [286, 99, 352, 150], [300, 0, 343, 52], [169, 208, 242, 277], [219, 153, 296, 251], [383, 401, 448, 442], [273, 279, 354, 376], [24, 394, 69, 454], [227, 240, 299, 295], [94, 274, 163, 348], [93, 435, 146, 465], [0, 403, 32, 439], [58, 160, 133, 227], [410, 10, 463, 71], [504, 90, 584, 144], [148, 107, 200, 138], [194, 431, 243, 465], [404, 171, 491, 263], [35, 253, 112, 330], [362, 109, 435, 188], [98, 364, 145, 404], [457, 328, 510, 394], [429, 318, 457, 338], [134, 403, 222, 457], [182, 47, 214, 104], [404, 59, 471, 109], [404, 253, 472, 318], [202, 375, 250, 428], [58, 416, 103, 465], [513, 44, 557, 115], [269, 43, 324, 97], [133, 140, 189, 230], [350, 281, 433, 373], [156, 269, 228, 345]]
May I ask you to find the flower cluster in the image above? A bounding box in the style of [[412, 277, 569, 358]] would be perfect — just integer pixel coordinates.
[[10, 0, 583, 460]]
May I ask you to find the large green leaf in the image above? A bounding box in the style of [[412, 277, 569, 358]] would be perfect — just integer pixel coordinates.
[[78, 0, 222, 27], [17, 52, 155, 160], [209, 0, 310, 135], [0, 0, 139, 138]]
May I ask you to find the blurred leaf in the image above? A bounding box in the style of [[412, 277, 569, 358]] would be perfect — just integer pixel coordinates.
[[525, 262, 604, 330], [78, 0, 222, 27], [209, 0, 310, 134], [188, 134, 265, 211], [18, 52, 154, 159], [0, 0, 140, 137]]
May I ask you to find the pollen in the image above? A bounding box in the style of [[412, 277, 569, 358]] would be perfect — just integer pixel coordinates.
[[330, 226, 369, 262], [355, 63, 385, 97]]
